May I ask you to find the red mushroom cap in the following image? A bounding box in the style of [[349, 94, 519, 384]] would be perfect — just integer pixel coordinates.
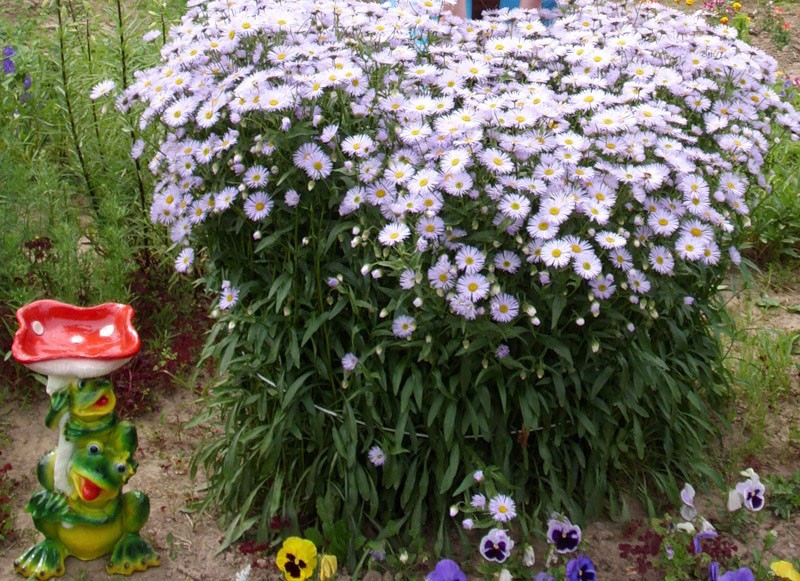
[[12, 300, 140, 366]]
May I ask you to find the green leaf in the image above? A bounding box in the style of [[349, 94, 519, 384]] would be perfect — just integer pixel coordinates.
[[439, 443, 460, 494], [551, 294, 567, 330]]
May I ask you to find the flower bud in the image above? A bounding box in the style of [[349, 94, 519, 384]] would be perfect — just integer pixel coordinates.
[[399, 550, 409, 565], [522, 545, 535, 567]]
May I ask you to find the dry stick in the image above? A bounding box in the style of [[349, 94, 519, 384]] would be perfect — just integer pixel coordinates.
[[55, 0, 100, 217], [114, 0, 152, 263]]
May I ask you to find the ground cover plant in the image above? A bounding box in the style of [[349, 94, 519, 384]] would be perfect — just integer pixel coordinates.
[[111, 0, 800, 564]]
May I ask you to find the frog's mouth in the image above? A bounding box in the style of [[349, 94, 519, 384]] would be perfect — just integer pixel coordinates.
[[79, 391, 116, 418], [78, 476, 104, 502]]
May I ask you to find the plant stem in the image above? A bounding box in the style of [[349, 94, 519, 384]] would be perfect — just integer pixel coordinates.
[[83, 11, 105, 161], [114, 0, 152, 262], [55, 0, 100, 217]]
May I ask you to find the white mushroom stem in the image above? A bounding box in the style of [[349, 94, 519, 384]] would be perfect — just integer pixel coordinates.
[[54, 413, 75, 494], [46, 375, 76, 396]]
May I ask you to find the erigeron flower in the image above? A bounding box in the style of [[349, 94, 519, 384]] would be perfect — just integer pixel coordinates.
[[368, 446, 385, 466], [488, 494, 517, 523]]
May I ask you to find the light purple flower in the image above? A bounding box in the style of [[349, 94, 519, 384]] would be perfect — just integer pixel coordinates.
[[693, 530, 718, 554], [680, 483, 697, 520], [342, 353, 358, 372], [392, 315, 416, 339], [427, 559, 466, 581], [470, 493, 486, 509], [368, 445, 385, 467], [488, 494, 517, 523]]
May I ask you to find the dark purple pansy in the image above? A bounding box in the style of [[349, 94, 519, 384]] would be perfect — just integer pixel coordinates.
[[479, 528, 514, 563], [426, 558, 466, 581], [547, 516, 581, 554], [2, 58, 13, 75], [565, 554, 596, 581], [3, 46, 14, 57]]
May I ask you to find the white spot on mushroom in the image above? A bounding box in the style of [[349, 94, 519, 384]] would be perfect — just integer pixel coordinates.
[[32, 321, 44, 335], [70, 335, 85, 344], [99, 324, 115, 338]]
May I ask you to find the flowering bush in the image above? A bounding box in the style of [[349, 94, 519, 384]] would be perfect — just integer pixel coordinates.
[[122, 0, 800, 553]]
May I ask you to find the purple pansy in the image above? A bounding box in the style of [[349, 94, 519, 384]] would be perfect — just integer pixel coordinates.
[[427, 559, 466, 581], [710, 562, 756, 581], [566, 554, 597, 581], [479, 528, 514, 563], [735, 478, 765, 511], [547, 515, 581, 554]]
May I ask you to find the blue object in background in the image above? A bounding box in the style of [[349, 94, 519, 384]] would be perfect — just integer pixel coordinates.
[[465, 0, 558, 20]]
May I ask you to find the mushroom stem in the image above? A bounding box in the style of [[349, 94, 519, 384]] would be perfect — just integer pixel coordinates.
[[47, 375, 77, 396]]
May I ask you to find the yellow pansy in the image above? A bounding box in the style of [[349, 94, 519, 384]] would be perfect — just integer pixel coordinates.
[[276, 537, 318, 581], [319, 554, 338, 581], [732, 1, 741, 10], [771, 561, 800, 581]]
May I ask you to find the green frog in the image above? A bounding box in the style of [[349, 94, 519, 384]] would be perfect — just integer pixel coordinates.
[[13, 420, 160, 579]]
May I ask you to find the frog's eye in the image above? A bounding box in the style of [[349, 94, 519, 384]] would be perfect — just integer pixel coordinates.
[[115, 463, 127, 474], [88, 443, 101, 455]]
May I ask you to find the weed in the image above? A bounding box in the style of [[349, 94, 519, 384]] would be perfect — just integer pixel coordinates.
[[764, 470, 800, 520]]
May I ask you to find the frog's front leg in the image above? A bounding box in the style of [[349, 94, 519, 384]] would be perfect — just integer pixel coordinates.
[[106, 490, 160, 575], [13, 539, 68, 580]]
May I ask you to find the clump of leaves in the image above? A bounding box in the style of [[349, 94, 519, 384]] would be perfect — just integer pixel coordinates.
[[764, 470, 800, 520]]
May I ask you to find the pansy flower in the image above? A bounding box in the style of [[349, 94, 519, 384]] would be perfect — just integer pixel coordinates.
[[547, 515, 581, 554], [479, 528, 514, 563], [427, 559, 466, 581], [566, 554, 596, 581], [735, 477, 766, 512], [276, 537, 318, 580]]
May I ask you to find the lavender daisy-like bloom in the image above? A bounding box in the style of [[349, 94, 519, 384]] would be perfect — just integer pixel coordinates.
[[174, 247, 194, 273], [219, 284, 239, 310], [479, 529, 514, 563], [735, 477, 766, 511], [680, 483, 697, 521], [470, 493, 486, 509], [368, 445, 385, 467], [392, 315, 416, 339], [566, 554, 596, 581], [426, 559, 466, 581], [547, 516, 581, 554], [488, 494, 517, 523], [341, 353, 358, 372], [495, 344, 510, 359], [90, 80, 116, 100]]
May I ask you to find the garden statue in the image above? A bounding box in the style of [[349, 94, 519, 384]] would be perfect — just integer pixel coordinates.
[[11, 300, 159, 579]]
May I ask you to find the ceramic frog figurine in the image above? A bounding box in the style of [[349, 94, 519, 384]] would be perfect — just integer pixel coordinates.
[[45, 378, 118, 437], [13, 415, 160, 579]]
